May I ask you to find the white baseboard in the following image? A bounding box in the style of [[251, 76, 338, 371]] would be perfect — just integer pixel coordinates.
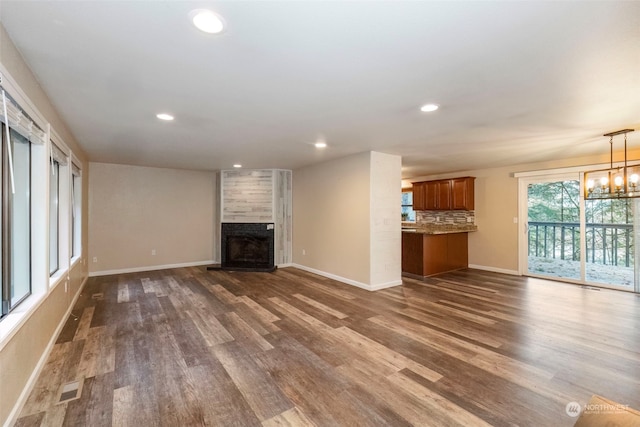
[[291, 264, 402, 292], [89, 260, 216, 277], [4, 275, 89, 427], [468, 264, 520, 276], [369, 279, 403, 291]]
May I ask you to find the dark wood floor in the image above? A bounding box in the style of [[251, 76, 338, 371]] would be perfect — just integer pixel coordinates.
[[14, 267, 640, 426]]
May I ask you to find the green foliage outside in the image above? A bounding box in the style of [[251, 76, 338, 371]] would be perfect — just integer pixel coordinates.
[[527, 180, 635, 275]]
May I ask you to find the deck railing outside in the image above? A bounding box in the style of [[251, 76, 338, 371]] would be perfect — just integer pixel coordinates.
[[528, 221, 633, 267]]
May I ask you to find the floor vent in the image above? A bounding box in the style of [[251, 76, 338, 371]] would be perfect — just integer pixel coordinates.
[[581, 286, 601, 291], [91, 292, 104, 300], [57, 379, 84, 404]]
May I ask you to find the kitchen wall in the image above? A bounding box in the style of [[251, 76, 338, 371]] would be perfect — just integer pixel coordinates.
[[0, 23, 89, 426], [406, 148, 640, 275], [416, 210, 475, 225], [293, 151, 402, 289], [89, 163, 216, 274]]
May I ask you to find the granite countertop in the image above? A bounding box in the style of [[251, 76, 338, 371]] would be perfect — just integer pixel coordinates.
[[402, 224, 478, 234]]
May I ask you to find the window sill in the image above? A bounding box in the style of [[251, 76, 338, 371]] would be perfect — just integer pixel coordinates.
[[70, 256, 81, 269], [0, 290, 45, 351], [49, 268, 67, 289]]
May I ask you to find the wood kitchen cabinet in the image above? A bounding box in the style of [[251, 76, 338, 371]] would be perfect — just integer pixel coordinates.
[[412, 182, 427, 210], [451, 177, 475, 210], [412, 177, 474, 211], [423, 180, 450, 210], [402, 231, 469, 277]]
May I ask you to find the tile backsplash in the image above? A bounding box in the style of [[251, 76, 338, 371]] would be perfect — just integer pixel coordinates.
[[416, 210, 475, 225]]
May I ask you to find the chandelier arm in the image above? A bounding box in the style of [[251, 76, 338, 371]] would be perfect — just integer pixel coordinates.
[[584, 128, 637, 200], [624, 133, 628, 193], [610, 135, 613, 170]]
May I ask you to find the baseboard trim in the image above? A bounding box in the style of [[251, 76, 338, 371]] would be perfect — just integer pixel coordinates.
[[291, 264, 401, 292], [468, 264, 520, 276], [89, 260, 216, 277], [277, 263, 294, 268], [4, 275, 88, 427], [369, 279, 403, 291]]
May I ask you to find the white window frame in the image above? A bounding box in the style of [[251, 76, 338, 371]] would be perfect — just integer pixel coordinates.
[[48, 135, 70, 287], [70, 156, 82, 266]]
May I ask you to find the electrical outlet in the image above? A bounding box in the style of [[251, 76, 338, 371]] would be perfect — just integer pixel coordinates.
[[92, 257, 97, 263], [151, 249, 156, 256], [302, 249, 306, 255]]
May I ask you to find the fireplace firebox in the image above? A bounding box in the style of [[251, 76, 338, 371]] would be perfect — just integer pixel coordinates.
[[221, 223, 276, 272]]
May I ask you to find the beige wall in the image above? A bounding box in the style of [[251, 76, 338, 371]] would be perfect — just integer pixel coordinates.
[[293, 151, 403, 289], [0, 24, 89, 425], [406, 149, 640, 274], [293, 152, 372, 285], [88, 163, 216, 274]]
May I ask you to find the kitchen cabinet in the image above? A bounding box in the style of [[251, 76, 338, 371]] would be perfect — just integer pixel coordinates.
[[402, 231, 469, 276], [413, 182, 426, 211], [412, 177, 474, 211], [451, 177, 474, 210]]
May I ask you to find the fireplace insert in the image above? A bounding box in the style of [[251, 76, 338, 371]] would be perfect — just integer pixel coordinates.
[[221, 223, 276, 272]]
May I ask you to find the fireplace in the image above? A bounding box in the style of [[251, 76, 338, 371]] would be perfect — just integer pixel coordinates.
[[221, 223, 276, 272]]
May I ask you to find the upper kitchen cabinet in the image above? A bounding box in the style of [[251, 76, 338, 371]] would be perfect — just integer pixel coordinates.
[[412, 181, 426, 210], [412, 177, 475, 211], [422, 180, 450, 210], [451, 177, 475, 210]]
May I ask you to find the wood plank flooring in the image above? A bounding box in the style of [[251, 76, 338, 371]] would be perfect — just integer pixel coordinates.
[[14, 267, 640, 426]]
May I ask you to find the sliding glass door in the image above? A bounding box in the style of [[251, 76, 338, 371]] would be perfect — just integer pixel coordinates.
[[525, 177, 581, 281], [521, 173, 639, 292], [584, 198, 635, 289]]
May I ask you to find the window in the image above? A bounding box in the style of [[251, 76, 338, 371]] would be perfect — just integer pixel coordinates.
[[49, 155, 58, 275], [1, 87, 42, 317], [71, 163, 81, 259], [49, 143, 67, 276], [401, 189, 416, 222]]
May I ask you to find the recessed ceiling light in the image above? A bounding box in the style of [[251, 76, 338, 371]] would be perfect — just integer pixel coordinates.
[[315, 142, 327, 149], [190, 9, 225, 34], [156, 113, 174, 121], [233, 164, 242, 168], [420, 104, 439, 112]]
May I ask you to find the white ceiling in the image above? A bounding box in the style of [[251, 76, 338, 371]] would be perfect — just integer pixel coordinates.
[[1, 1, 639, 178]]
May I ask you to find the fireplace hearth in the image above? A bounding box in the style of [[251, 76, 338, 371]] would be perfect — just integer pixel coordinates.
[[221, 223, 276, 272]]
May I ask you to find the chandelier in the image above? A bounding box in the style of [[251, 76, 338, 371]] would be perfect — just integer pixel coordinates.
[[584, 129, 638, 200]]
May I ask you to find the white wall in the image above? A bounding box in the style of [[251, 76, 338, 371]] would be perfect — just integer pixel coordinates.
[[370, 152, 402, 287], [89, 163, 216, 275]]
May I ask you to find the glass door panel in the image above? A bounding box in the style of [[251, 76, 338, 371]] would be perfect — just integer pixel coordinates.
[[527, 179, 581, 280], [584, 197, 634, 288]]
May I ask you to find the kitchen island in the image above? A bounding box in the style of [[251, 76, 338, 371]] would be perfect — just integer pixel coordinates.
[[402, 225, 476, 277]]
